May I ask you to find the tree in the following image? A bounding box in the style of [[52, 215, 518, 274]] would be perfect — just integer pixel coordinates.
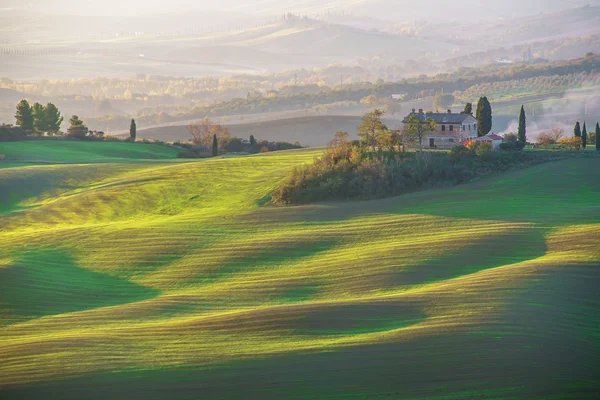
[[129, 119, 137, 141], [574, 121, 581, 138], [596, 123, 600, 151], [518, 105, 526, 143], [45, 103, 63, 132], [66, 115, 88, 138], [186, 118, 230, 150], [15, 99, 34, 131], [403, 114, 437, 153], [249, 135, 257, 147], [212, 134, 218, 156], [503, 132, 518, 142], [537, 128, 564, 146], [462, 103, 473, 115], [32, 102, 48, 133], [358, 109, 388, 151], [581, 122, 587, 149], [433, 94, 455, 111], [475, 96, 492, 137]]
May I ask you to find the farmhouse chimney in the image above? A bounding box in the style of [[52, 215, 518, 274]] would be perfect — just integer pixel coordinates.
[[447, 109, 451, 114], [412, 108, 415, 113]]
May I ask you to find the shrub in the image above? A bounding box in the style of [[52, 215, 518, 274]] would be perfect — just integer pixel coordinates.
[[0, 124, 28, 141], [465, 139, 479, 152], [503, 132, 518, 142], [499, 141, 524, 151], [557, 136, 582, 151], [476, 141, 492, 156]]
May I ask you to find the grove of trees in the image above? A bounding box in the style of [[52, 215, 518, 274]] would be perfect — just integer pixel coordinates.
[[14, 99, 63, 133]]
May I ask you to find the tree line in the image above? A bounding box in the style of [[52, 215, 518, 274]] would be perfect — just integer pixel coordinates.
[[5, 99, 139, 141]]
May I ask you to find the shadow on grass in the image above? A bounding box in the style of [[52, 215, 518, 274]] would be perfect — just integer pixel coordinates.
[[195, 240, 338, 285], [393, 228, 548, 288], [0, 248, 159, 324]]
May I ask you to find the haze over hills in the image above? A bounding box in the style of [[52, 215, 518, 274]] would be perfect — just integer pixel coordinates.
[[2, 0, 597, 19], [2, 5, 600, 80]]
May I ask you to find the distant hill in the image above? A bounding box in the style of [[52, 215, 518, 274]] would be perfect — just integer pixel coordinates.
[[138, 114, 420, 146], [0, 88, 44, 104], [139, 115, 371, 147]]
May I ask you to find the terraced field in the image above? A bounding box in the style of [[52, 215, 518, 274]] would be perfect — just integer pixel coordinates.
[[1, 141, 599, 399]]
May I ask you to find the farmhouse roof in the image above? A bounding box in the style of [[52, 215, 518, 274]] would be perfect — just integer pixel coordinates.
[[402, 110, 474, 124], [486, 134, 504, 140]]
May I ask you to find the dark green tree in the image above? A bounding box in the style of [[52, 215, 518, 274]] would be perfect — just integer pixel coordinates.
[[574, 121, 581, 138], [129, 119, 137, 141], [518, 105, 526, 143], [15, 99, 34, 131], [32, 102, 48, 133], [462, 103, 473, 115], [582, 122, 587, 149], [45, 103, 63, 132], [475, 96, 492, 137], [596, 123, 600, 151], [249, 135, 256, 146], [67, 115, 88, 138], [212, 134, 218, 156]]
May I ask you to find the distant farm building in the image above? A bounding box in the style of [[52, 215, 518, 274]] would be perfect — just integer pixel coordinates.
[[391, 93, 407, 101], [402, 109, 478, 149], [475, 133, 504, 148]]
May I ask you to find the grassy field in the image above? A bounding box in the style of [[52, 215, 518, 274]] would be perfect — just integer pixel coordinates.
[[0, 141, 599, 399]]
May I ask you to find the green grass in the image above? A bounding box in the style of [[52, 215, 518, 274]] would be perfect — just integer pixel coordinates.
[[0, 140, 180, 163], [0, 142, 599, 399]]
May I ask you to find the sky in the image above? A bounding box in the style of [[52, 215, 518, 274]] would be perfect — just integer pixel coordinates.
[[1, 0, 598, 18]]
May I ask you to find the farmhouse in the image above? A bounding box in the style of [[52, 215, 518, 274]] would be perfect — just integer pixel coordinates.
[[402, 109, 478, 148]]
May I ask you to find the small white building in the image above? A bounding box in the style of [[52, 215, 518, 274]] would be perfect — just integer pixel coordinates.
[[475, 133, 504, 148]]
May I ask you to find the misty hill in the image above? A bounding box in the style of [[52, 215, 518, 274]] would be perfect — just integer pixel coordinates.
[[138, 116, 372, 146]]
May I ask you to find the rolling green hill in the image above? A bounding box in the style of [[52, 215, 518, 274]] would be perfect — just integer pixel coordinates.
[[0, 143, 599, 399], [0, 140, 180, 164]]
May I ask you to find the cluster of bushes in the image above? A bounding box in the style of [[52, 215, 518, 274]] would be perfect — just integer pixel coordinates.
[[0, 124, 27, 142], [176, 135, 302, 158], [499, 141, 526, 151], [272, 115, 558, 205]]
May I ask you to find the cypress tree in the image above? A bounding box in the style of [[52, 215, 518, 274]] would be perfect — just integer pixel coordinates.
[[212, 134, 218, 156], [596, 122, 600, 151], [15, 99, 34, 131], [574, 121, 581, 138], [462, 102, 472, 115], [130, 119, 137, 141], [45, 103, 63, 132], [32, 102, 48, 133], [249, 134, 256, 147], [518, 105, 526, 143], [476, 96, 492, 137], [582, 122, 587, 149]]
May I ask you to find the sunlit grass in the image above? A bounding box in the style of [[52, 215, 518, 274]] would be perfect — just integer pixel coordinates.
[[0, 141, 599, 398]]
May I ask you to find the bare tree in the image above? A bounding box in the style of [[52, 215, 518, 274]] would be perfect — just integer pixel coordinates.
[[186, 118, 230, 149], [403, 115, 437, 152]]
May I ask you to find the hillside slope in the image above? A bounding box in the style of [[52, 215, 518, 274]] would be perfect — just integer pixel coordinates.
[[0, 146, 599, 399]]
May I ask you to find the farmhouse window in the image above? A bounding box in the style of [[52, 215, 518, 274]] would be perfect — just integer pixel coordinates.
[[449, 125, 453, 132], [441, 125, 446, 131]]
